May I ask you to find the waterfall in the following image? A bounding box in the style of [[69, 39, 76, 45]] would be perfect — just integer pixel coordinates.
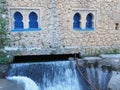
[[7, 76, 39, 90], [79, 64, 113, 90], [7, 61, 90, 90]]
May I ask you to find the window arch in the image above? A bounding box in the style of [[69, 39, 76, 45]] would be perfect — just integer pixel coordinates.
[[14, 12, 24, 29], [86, 13, 94, 29], [29, 12, 38, 28], [73, 13, 81, 29]]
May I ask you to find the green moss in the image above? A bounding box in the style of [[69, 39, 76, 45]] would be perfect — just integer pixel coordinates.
[[105, 49, 120, 54], [82, 48, 120, 57]]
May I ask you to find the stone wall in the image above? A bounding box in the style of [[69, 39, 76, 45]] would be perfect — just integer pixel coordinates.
[[5, 0, 120, 55]]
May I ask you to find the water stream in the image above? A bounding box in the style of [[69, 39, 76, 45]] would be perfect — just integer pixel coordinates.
[[7, 60, 112, 90], [7, 61, 91, 90]]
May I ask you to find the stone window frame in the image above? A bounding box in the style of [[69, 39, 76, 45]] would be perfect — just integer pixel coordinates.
[[8, 7, 41, 32], [72, 9, 97, 31]]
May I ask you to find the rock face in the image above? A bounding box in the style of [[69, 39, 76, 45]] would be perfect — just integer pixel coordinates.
[[108, 72, 120, 90], [0, 65, 9, 78], [4, 0, 120, 55]]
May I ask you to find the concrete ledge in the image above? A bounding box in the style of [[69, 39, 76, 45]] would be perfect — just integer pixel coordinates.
[[77, 54, 120, 71], [5, 47, 80, 56], [83, 57, 101, 61], [100, 54, 120, 59]]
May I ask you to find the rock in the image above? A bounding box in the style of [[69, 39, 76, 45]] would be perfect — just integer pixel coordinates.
[[0, 64, 10, 78], [108, 72, 120, 90], [0, 79, 18, 90]]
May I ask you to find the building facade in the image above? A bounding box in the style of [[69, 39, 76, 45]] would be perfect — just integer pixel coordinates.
[[6, 0, 120, 56]]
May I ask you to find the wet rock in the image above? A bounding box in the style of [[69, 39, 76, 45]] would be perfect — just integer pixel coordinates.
[[0, 79, 19, 90], [0, 64, 10, 78], [100, 54, 120, 71], [108, 72, 120, 90]]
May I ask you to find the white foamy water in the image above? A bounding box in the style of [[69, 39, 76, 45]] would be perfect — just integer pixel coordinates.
[[7, 60, 113, 90], [7, 61, 84, 90], [7, 76, 39, 90], [41, 65, 81, 90]]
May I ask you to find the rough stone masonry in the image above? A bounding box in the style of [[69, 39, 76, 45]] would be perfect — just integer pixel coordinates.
[[5, 0, 120, 55]]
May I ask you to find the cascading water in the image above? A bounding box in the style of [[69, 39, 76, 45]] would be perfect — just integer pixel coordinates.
[[77, 63, 113, 90], [7, 61, 91, 90], [6, 59, 113, 90], [7, 76, 39, 90]]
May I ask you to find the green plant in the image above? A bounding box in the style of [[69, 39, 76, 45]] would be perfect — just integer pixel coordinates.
[[82, 48, 120, 57], [0, 14, 6, 48], [104, 48, 120, 54], [0, 0, 11, 63], [0, 51, 11, 63]]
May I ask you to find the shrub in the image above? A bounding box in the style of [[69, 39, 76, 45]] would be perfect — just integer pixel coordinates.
[[0, 0, 11, 63]]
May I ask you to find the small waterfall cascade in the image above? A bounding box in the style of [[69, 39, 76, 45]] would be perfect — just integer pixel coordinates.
[[77, 61, 113, 90], [7, 76, 39, 90], [7, 61, 90, 90]]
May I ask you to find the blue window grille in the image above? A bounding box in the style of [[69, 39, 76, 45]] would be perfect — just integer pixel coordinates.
[[86, 13, 94, 29], [14, 12, 24, 29], [29, 12, 38, 28], [73, 13, 81, 29]]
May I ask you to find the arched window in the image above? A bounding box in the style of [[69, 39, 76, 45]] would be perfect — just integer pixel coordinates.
[[14, 12, 24, 29], [86, 13, 93, 29], [73, 13, 81, 29], [29, 12, 38, 28]]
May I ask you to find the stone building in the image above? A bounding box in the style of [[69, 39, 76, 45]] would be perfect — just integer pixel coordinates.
[[5, 0, 120, 56]]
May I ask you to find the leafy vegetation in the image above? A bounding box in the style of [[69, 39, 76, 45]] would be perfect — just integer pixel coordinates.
[[82, 48, 120, 57], [0, 0, 11, 63]]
